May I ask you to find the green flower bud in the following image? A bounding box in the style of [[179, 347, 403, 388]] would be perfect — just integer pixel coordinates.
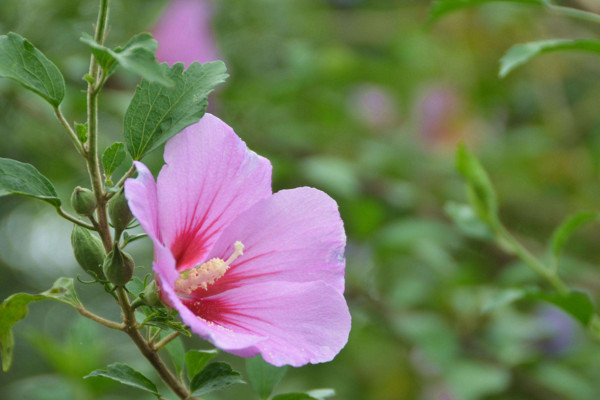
[[71, 225, 106, 279], [70, 187, 97, 216], [141, 280, 162, 307], [108, 190, 133, 232], [103, 243, 134, 286]]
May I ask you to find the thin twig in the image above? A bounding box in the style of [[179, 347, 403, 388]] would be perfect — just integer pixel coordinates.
[[76, 306, 123, 330], [117, 287, 192, 399], [107, 164, 137, 200], [53, 107, 86, 157], [56, 207, 97, 230], [154, 331, 181, 351]]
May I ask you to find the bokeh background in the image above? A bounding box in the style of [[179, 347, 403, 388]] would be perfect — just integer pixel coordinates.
[[2, 0, 600, 399]]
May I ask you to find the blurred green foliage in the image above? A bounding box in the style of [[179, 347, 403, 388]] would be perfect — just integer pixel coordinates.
[[3, 0, 600, 399]]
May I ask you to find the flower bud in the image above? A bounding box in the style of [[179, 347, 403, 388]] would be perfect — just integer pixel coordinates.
[[103, 243, 134, 286], [70, 187, 96, 216], [141, 280, 162, 307], [71, 225, 106, 279], [108, 190, 133, 232]]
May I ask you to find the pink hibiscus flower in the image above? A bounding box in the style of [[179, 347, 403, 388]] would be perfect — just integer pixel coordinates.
[[153, 0, 221, 66], [124, 114, 351, 366]]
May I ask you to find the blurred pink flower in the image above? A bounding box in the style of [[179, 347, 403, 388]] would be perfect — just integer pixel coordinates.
[[153, 0, 221, 66], [125, 114, 350, 366], [348, 84, 397, 129]]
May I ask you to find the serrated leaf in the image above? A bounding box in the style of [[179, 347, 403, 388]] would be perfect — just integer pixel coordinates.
[[0, 32, 65, 106], [246, 355, 287, 399], [483, 288, 595, 325], [185, 349, 219, 381], [444, 202, 493, 239], [549, 211, 599, 264], [272, 394, 318, 400], [429, 0, 547, 22], [500, 39, 600, 78], [84, 362, 160, 396], [124, 61, 228, 160], [141, 309, 191, 337], [0, 157, 61, 207], [455, 143, 498, 227], [190, 362, 245, 396], [101, 142, 126, 179], [0, 278, 80, 371], [80, 32, 172, 86]]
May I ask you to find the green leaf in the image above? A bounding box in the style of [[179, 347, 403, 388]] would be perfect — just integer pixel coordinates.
[[444, 202, 494, 239], [165, 336, 185, 378], [429, 0, 547, 22], [0, 157, 61, 207], [306, 389, 336, 399], [0, 32, 65, 106], [272, 394, 318, 400], [125, 276, 146, 297], [75, 122, 88, 144], [101, 142, 127, 179], [500, 39, 600, 78], [0, 293, 42, 371], [533, 290, 595, 326], [455, 143, 498, 227], [40, 277, 82, 309], [549, 211, 599, 264], [246, 355, 287, 399], [84, 362, 160, 396], [124, 61, 228, 160], [483, 288, 595, 325], [185, 349, 219, 381], [190, 362, 245, 396], [80, 33, 172, 86], [140, 308, 191, 337], [0, 278, 80, 371]]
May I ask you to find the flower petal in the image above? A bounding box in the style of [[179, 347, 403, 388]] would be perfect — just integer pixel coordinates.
[[156, 114, 272, 271], [198, 187, 346, 296], [124, 161, 161, 243], [153, 0, 221, 66], [153, 242, 266, 351], [182, 281, 351, 366]]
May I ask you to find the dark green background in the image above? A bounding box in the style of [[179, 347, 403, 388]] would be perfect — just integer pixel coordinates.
[[2, 0, 600, 399]]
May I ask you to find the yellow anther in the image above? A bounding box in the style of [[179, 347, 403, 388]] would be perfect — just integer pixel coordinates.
[[174, 241, 244, 294]]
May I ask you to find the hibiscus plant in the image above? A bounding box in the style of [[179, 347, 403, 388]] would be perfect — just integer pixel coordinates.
[[0, 1, 350, 399]]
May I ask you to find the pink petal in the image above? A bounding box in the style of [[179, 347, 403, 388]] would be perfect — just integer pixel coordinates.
[[156, 114, 272, 271], [195, 187, 346, 296], [124, 161, 161, 243], [182, 281, 351, 366], [153, 0, 221, 66], [154, 242, 266, 351]]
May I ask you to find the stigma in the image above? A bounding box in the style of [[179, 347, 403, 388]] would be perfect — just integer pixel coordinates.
[[175, 241, 244, 294]]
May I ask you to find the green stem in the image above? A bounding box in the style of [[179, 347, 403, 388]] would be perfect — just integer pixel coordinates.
[[495, 224, 600, 341], [496, 224, 569, 294], [153, 331, 180, 351], [86, 0, 111, 251], [547, 4, 600, 25], [56, 207, 97, 230], [116, 288, 193, 400], [76, 305, 123, 330], [82, 2, 195, 398]]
